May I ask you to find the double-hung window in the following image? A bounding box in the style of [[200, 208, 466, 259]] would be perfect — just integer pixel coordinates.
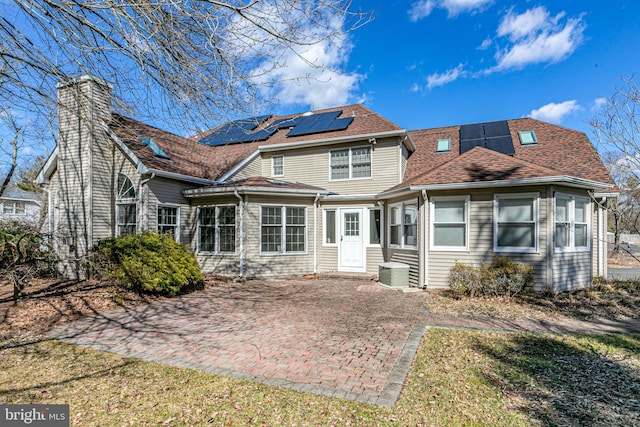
[[261, 206, 306, 254], [330, 147, 371, 180], [431, 197, 469, 250], [157, 205, 179, 241], [198, 205, 236, 254], [494, 193, 539, 252], [555, 195, 590, 251], [272, 155, 284, 176], [115, 173, 137, 236], [389, 202, 417, 248]]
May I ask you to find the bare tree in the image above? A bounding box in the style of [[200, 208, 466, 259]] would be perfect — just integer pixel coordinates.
[[0, 111, 23, 196], [0, 1, 371, 133], [591, 76, 640, 253]]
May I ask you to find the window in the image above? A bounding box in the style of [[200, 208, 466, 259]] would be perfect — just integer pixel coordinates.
[[369, 208, 381, 245], [436, 138, 450, 152], [198, 205, 236, 254], [494, 194, 539, 252], [272, 155, 284, 176], [330, 147, 371, 180], [518, 130, 537, 145], [140, 136, 170, 159], [157, 206, 179, 241], [389, 202, 417, 248], [3, 201, 26, 215], [116, 173, 137, 236], [324, 209, 336, 244], [431, 197, 469, 250], [555, 195, 590, 251], [261, 206, 306, 254]]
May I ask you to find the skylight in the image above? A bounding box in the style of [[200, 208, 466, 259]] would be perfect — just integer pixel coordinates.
[[518, 130, 537, 145], [436, 138, 450, 152], [140, 136, 170, 159]]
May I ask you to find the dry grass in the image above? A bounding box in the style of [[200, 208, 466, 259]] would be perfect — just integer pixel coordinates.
[[0, 275, 639, 425], [426, 280, 640, 322]]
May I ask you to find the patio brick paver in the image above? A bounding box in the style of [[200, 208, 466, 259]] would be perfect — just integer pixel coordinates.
[[50, 279, 429, 406]]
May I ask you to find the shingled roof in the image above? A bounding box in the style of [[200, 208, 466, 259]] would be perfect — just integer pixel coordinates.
[[394, 118, 615, 192], [108, 104, 402, 182]]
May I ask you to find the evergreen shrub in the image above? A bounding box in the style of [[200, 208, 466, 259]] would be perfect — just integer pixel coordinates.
[[94, 232, 202, 296]]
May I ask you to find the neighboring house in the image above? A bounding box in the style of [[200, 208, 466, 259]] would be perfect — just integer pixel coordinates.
[[0, 183, 42, 225], [37, 75, 617, 291]]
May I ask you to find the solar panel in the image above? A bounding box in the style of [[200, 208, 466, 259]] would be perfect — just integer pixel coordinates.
[[286, 111, 350, 137], [460, 139, 485, 154], [460, 123, 484, 141], [486, 136, 515, 156], [459, 120, 514, 156], [483, 120, 510, 138], [199, 115, 273, 146]]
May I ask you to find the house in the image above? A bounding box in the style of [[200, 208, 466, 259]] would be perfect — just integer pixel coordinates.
[[0, 183, 42, 226], [37, 75, 617, 291]]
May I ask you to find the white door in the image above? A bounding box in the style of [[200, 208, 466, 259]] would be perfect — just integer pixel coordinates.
[[339, 208, 365, 272]]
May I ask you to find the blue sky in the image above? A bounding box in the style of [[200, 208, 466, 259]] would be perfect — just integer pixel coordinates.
[[271, 0, 640, 143]]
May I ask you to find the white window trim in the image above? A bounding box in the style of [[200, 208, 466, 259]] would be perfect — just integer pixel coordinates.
[[493, 192, 540, 253], [328, 145, 373, 181], [388, 201, 418, 250], [115, 173, 138, 237], [323, 209, 338, 247], [196, 204, 237, 255], [2, 201, 27, 215], [259, 204, 308, 255], [271, 155, 284, 177], [115, 203, 138, 236], [554, 193, 591, 253], [430, 196, 470, 252], [157, 204, 181, 242], [367, 207, 384, 247]]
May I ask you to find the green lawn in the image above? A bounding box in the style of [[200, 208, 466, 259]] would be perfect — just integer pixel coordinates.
[[2, 330, 638, 426]]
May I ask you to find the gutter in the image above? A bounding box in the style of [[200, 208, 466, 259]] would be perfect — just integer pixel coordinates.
[[184, 185, 329, 198], [234, 190, 244, 278], [313, 193, 320, 275], [258, 129, 407, 152], [378, 176, 615, 199]]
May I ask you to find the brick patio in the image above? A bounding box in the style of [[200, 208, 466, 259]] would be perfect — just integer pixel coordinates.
[[50, 279, 429, 406]]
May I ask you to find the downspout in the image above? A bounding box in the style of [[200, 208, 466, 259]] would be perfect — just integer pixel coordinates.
[[313, 193, 320, 275], [421, 189, 429, 288], [234, 190, 244, 278], [139, 173, 155, 232]]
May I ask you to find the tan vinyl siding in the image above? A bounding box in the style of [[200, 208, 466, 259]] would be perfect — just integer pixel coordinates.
[[92, 147, 139, 242], [243, 195, 316, 278], [426, 186, 549, 290], [146, 177, 198, 244], [261, 137, 402, 194], [552, 252, 592, 291], [231, 153, 261, 180], [388, 249, 419, 286], [366, 246, 385, 277]]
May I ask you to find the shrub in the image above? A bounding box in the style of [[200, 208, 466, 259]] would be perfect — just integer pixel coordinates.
[[448, 256, 535, 297], [0, 221, 54, 300], [449, 262, 482, 297], [94, 232, 202, 296]]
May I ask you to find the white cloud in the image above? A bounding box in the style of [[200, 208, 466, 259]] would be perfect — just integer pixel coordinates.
[[529, 100, 580, 123], [478, 38, 492, 50], [440, 0, 494, 17], [246, 5, 363, 109], [592, 97, 608, 112], [491, 7, 585, 72], [408, 0, 435, 22], [408, 0, 492, 21], [410, 83, 422, 92], [427, 64, 466, 89]]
